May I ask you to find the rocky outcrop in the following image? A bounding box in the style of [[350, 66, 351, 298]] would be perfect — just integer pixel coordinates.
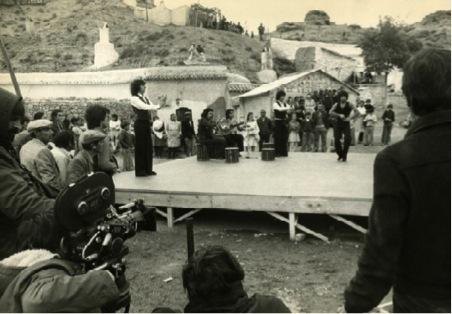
[[304, 10, 330, 25]]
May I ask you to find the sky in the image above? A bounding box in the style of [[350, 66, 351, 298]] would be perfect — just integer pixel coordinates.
[[161, 0, 451, 32]]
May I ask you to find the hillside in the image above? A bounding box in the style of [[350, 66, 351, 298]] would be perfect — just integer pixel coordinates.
[[0, 0, 264, 79], [272, 10, 451, 50]]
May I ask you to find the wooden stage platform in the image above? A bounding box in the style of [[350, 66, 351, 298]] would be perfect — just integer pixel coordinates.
[[114, 152, 376, 242]]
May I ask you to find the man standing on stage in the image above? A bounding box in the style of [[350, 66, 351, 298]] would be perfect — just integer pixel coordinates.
[[257, 110, 272, 151], [344, 48, 451, 313], [329, 94, 354, 161]]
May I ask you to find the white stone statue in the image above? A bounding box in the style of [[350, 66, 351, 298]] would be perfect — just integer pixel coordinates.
[[92, 22, 119, 69], [99, 22, 110, 44]]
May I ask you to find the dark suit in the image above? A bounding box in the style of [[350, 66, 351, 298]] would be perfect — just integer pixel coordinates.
[[345, 110, 451, 312], [67, 150, 93, 184], [257, 117, 272, 151], [181, 120, 196, 156]]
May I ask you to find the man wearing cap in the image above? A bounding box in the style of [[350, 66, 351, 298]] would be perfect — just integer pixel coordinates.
[[0, 87, 57, 259], [67, 130, 106, 184], [19, 119, 63, 192]]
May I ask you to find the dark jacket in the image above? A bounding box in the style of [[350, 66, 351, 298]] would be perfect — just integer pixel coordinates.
[[311, 110, 329, 128], [300, 118, 315, 133], [382, 109, 395, 124], [181, 120, 196, 140], [0, 88, 57, 260], [257, 117, 273, 135], [117, 129, 134, 149], [345, 110, 451, 312], [197, 118, 216, 142], [0, 250, 119, 312], [67, 149, 93, 184]]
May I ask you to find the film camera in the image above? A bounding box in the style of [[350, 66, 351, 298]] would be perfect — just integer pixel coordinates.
[[54, 172, 156, 312]]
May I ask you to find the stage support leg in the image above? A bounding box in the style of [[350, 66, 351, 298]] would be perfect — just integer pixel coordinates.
[[329, 214, 367, 234], [155, 208, 168, 219], [167, 207, 174, 229], [174, 209, 203, 224], [289, 213, 296, 241], [267, 212, 329, 243]]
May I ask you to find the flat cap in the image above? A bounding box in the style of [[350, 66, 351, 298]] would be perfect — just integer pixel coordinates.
[[80, 130, 106, 145], [27, 119, 53, 132]]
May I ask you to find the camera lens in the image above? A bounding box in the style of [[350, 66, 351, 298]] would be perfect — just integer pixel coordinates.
[[77, 201, 88, 215], [101, 187, 110, 200]]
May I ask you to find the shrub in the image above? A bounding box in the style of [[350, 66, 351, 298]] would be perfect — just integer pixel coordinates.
[[250, 52, 260, 62], [225, 42, 231, 47], [155, 48, 169, 57], [179, 47, 188, 52], [245, 46, 253, 52], [273, 57, 296, 75], [63, 54, 73, 60], [75, 32, 88, 46]]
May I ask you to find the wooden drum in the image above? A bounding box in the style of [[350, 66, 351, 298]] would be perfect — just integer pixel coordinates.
[[225, 147, 239, 163], [197, 144, 210, 161], [262, 148, 275, 161]]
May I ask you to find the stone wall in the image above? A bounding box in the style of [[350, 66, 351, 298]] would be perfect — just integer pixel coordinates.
[[24, 98, 135, 121]]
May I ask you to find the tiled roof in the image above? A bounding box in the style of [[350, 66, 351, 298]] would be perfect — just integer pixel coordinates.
[[0, 66, 229, 85], [238, 69, 359, 98], [228, 83, 260, 93]]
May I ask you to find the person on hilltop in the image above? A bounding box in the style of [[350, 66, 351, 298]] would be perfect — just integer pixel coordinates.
[[344, 48, 451, 313]]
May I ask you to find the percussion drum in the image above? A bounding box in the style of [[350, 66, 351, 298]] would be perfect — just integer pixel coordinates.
[[225, 147, 239, 163], [262, 143, 274, 149], [197, 144, 210, 161], [262, 148, 275, 161]]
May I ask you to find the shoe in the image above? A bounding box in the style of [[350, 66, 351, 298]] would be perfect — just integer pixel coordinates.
[[150, 171, 157, 176], [342, 156, 347, 162], [337, 156, 343, 161]]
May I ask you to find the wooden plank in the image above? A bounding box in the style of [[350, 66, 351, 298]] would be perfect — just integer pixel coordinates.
[[289, 213, 296, 241], [167, 207, 174, 229], [155, 209, 167, 218], [267, 212, 330, 243], [329, 214, 367, 234], [115, 190, 371, 217], [173, 209, 203, 224]]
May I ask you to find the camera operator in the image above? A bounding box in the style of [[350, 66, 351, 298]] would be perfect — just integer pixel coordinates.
[[0, 88, 58, 259], [0, 218, 126, 312]]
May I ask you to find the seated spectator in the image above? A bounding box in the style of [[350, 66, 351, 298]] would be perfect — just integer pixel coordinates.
[[50, 131, 74, 186], [67, 130, 106, 183], [50, 109, 65, 136], [20, 119, 63, 192], [12, 115, 31, 154], [33, 111, 45, 120], [117, 120, 135, 171], [84, 105, 118, 176], [0, 87, 57, 260], [197, 109, 226, 159], [154, 246, 290, 313]]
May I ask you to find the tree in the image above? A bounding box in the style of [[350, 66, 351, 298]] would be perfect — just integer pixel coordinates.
[[359, 17, 422, 74], [358, 17, 422, 104]]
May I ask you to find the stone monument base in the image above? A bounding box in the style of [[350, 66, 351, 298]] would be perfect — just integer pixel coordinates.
[[256, 69, 277, 84], [93, 42, 119, 69]]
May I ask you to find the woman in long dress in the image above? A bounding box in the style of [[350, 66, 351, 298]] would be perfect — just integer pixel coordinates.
[[166, 113, 181, 159], [273, 90, 292, 157], [130, 79, 160, 177]]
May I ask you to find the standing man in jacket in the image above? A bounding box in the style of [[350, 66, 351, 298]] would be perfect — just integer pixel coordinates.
[[344, 48, 451, 312], [0, 87, 57, 259], [181, 111, 196, 157]]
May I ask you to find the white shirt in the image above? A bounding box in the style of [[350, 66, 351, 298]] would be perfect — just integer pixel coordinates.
[[130, 94, 160, 111], [109, 120, 121, 132], [272, 101, 291, 111]]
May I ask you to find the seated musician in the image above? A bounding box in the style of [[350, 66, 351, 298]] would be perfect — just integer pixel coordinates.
[[217, 109, 245, 153], [197, 109, 226, 159]]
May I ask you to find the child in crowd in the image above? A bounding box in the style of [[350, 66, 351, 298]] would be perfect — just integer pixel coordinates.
[[381, 104, 395, 145], [244, 112, 260, 158], [71, 116, 85, 153], [300, 112, 315, 152], [166, 113, 182, 159], [109, 113, 121, 151], [363, 106, 378, 146], [152, 117, 166, 158], [117, 120, 135, 171], [288, 113, 301, 152]]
